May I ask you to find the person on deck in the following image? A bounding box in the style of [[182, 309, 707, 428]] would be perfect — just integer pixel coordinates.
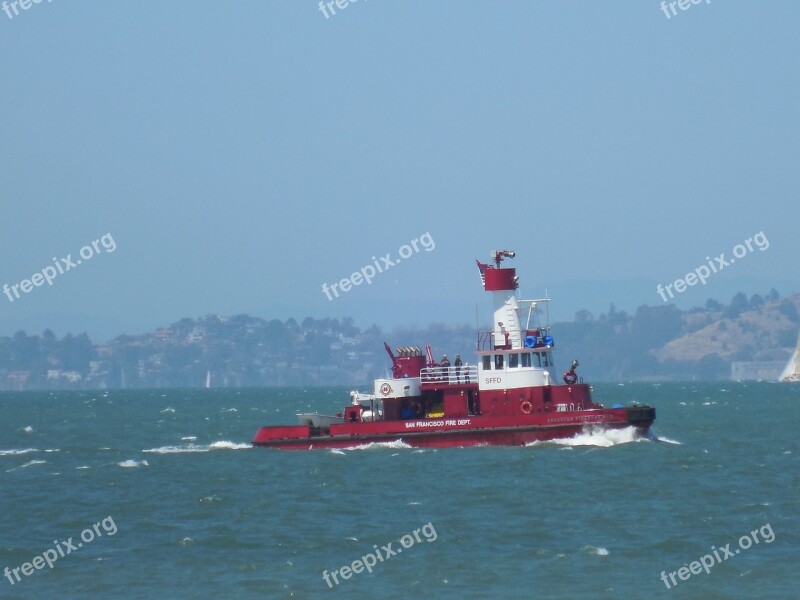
[[411, 399, 423, 418], [440, 355, 451, 383]]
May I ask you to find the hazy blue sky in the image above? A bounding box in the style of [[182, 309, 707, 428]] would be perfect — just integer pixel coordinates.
[[1, 1, 797, 341]]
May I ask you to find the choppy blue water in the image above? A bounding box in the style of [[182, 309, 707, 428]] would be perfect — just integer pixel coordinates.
[[0, 383, 798, 599]]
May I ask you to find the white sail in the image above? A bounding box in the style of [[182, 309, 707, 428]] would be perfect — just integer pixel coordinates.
[[779, 334, 800, 382], [205, 370, 211, 389], [779, 351, 796, 380]]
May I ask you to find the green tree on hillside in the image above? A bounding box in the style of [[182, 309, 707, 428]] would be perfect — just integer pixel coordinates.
[[724, 292, 749, 319]]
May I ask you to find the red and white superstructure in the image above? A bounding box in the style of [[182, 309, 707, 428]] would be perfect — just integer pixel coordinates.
[[253, 250, 655, 450]]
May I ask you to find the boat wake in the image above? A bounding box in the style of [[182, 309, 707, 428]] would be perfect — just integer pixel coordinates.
[[143, 440, 251, 454], [526, 426, 682, 448], [208, 441, 250, 450], [527, 426, 647, 448], [334, 440, 413, 452]]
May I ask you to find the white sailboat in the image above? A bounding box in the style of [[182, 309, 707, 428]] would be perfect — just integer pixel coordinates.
[[205, 370, 211, 389], [779, 334, 800, 382]]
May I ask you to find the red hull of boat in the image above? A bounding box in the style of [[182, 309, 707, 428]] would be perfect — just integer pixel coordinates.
[[252, 406, 655, 450]]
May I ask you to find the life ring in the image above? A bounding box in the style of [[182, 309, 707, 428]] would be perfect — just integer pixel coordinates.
[[563, 372, 577, 385], [520, 401, 533, 414]]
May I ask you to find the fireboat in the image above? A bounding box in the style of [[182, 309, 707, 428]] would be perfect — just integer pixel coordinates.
[[252, 250, 655, 450]]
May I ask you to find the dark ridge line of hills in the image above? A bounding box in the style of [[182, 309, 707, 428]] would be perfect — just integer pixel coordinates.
[[1, 291, 798, 390]]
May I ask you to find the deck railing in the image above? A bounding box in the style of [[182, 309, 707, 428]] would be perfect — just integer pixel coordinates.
[[420, 365, 478, 385], [476, 330, 555, 352]]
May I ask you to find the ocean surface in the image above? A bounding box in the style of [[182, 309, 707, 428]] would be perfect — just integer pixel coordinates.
[[0, 383, 797, 599]]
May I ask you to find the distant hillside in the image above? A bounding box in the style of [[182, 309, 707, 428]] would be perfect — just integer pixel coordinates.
[[0, 291, 797, 389], [553, 291, 800, 381], [655, 295, 800, 362]]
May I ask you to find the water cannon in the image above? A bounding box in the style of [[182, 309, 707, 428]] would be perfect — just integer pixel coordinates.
[[492, 250, 516, 266], [563, 359, 580, 384]]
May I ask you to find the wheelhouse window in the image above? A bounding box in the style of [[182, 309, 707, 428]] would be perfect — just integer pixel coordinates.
[[521, 353, 531, 367], [533, 353, 542, 367], [509, 353, 519, 368], [482, 355, 492, 370], [494, 354, 504, 370], [542, 352, 551, 367]]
